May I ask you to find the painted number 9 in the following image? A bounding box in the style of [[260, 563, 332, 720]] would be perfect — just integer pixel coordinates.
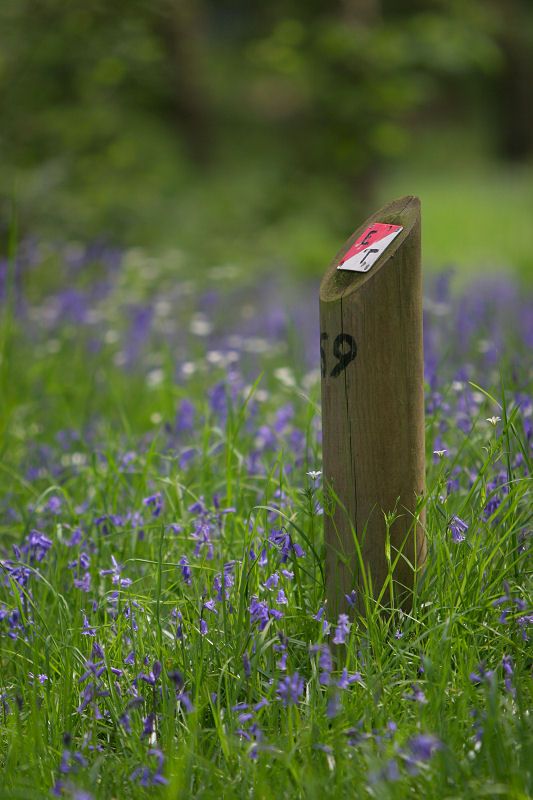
[[320, 332, 357, 378]]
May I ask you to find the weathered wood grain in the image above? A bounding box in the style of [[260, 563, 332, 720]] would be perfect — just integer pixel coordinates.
[[319, 196, 426, 617]]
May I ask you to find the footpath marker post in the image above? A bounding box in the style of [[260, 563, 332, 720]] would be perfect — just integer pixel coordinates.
[[319, 196, 426, 618]]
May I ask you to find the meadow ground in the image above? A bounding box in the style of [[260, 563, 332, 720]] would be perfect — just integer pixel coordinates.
[[0, 240, 531, 799]]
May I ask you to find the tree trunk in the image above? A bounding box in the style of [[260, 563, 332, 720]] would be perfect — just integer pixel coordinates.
[[155, 0, 213, 165]]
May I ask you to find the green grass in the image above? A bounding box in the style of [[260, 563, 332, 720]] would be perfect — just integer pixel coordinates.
[[379, 158, 533, 281], [0, 241, 531, 798]]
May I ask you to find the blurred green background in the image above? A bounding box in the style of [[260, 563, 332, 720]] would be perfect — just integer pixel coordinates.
[[1, 0, 532, 279]]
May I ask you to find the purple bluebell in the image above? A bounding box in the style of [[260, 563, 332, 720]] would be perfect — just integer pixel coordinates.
[[179, 447, 197, 469], [124, 650, 135, 666], [407, 733, 442, 761], [175, 399, 195, 433], [403, 683, 427, 703], [28, 672, 48, 685], [332, 614, 350, 645], [337, 667, 361, 689], [344, 590, 357, 608], [276, 589, 288, 605], [81, 614, 96, 637], [47, 496, 62, 515], [177, 690, 194, 713], [502, 655, 515, 694], [314, 644, 332, 685], [138, 660, 162, 686], [277, 672, 304, 706], [280, 568, 294, 579], [449, 515, 468, 543], [264, 573, 279, 590], [74, 572, 91, 592], [67, 528, 83, 547], [203, 598, 218, 614], [469, 662, 495, 685], [276, 651, 288, 671], [326, 692, 341, 718], [517, 614, 532, 640], [131, 749, 168, 786], [191, 518, 214, 560], [27, 529, 53, 562], [179, 556, 191, 585], [99, 555, 132, 588], [168, 670, 184, 689], [249, 596, 270, 630], [369, 759, 400, 784], [143, 492, 163, 517], [123, 304, 153, 368], [208, 382, 227, 420], [141, 712, 155, 739], [268, 529, 305, 562], [91, 641, 105, 660], [484, 472, 509, 520], [242, 652, 251, 678]]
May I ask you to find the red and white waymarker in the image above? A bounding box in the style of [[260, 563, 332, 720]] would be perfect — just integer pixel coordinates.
[[337, 223, 403, 273]]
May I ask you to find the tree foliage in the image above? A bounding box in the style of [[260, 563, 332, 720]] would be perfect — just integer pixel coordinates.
[[0, 0, 529, 239]]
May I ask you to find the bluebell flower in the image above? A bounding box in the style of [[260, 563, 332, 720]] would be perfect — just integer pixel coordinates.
[[268, 529, 305, 562], [141, 712, 155, 739], [131, 749, 168, 786], [369, 759, 400, 784], [138, 660, 162, 686], [276, 589, 288, 605], [403, 683, 427, 703], [264, 573, 279, 590], [81, 614, 96, 637], [469, 662, 494, 685], [407, 733, 442, 761], [326, 693, 341, 718], [277, 672, 304, 706], [502, 655, 514, 695], [332, 614, 350, 645], [337, 667, 361, 689], [249, 596, 270, 630], [449, 515, 468, 543], [143, 492, 163, 518], [99, 555, 132, 588], [179, 556, 191, 585], [344, 590, 357, 608]]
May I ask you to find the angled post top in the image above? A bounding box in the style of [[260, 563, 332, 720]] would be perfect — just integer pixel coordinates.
[[319, 195, 420, 305]]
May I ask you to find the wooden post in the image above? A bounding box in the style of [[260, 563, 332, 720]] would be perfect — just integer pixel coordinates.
[[319, 196, 426, 617]]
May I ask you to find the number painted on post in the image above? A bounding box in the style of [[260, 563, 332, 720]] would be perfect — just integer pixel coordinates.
[[320, 333, 328, 377], [320, 332, 357, 378]]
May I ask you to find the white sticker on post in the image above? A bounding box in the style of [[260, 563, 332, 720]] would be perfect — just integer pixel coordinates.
[[337, 223, 403, 273]]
